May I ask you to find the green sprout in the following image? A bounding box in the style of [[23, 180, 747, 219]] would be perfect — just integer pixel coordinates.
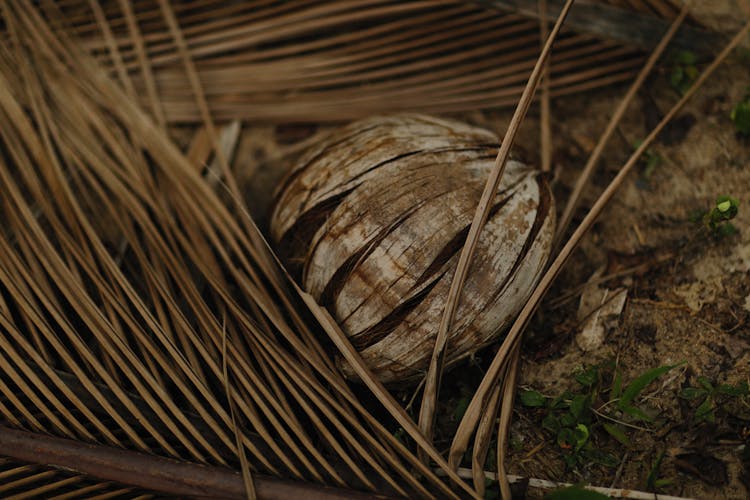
[[701, 195, 740, 237], [646, 450, 673, 491], [633, 140, 662, 188], [520, 362, 682, 470], [731, 88, 750, 135], [668, 50, 698, 95], [679, 376, 749, 423]]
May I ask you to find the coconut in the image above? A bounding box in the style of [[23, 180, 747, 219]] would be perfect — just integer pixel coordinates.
[[270, 114, 555, 384]]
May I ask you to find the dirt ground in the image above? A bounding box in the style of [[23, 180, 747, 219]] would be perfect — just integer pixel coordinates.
[[493, 25, 750, 499], [504, 60, 750, 499], [233, 10, 750, 498]]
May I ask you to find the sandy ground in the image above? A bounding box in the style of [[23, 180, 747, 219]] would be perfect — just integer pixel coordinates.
[[496, 30, 750, 499]]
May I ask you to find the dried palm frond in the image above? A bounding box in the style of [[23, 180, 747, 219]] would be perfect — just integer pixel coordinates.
[[0, 0, 744, 498], [0, 1, 475, 497], [35, 0, 717, 124]]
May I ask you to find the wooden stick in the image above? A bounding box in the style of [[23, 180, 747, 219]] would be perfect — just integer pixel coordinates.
[[0, 426, 389, 500], [435, 466, 697, 499]]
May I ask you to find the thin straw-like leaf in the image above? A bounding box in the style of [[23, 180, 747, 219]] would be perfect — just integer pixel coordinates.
[[538, 0, 552, 173], [0, 1, 475, 495], [43, 0, 673, 123], [495, 12, 692, 487], [419, 0, 576, 462]]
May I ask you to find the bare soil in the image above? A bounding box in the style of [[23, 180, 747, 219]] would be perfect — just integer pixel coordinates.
[[500, 53, 750, 499]]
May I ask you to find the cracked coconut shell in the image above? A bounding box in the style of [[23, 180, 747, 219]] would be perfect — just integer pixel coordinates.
[[270, 114, 555, 384]]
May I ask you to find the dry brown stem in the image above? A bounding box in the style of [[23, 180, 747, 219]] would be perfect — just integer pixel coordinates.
[[419, 0, 575, 470]]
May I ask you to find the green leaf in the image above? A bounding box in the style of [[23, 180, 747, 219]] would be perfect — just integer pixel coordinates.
[[543, 414, 560, 433], [454, 396, 470, 421], [573, 424, 590, 451], [520, 390, 547, 407], [731, 100, 750, 135], [709, 196, 739, 224], [557, 427, 575, 449], [695, 397, 716, 423], [569, 394, 590, 420], [573, 424, 590, 452], [676, 50, 696, 65], [562, 453, 579, 469], [582, 448, 620, 468], [697, 376, 715, 392], [618, 363, 683, 410], [559, 412, 577, 428], [716, 382, 749, 396], [654, 478, 674, 488], [644, 153, 661, 178], [557, 424, 589, 452], [575, 366, 598, 387], [484, 478, 500, 500], [550, 391, 573, 410], [621, 404, 653, 422], [668, 51, 697, 95], [545, 486, 609, 500], [647, 450, 666, 490], [611, 368, 623, 400], [602, 422, 630, 446], [669, 66, 684, 88], [716, 223, 738, 237], [680, 387, 707, 400]]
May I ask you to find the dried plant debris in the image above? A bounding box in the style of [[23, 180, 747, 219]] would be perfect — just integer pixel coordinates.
[[576, 268, 628, 352], [0, 1, 749, 499], [51, 0, 666, 123]]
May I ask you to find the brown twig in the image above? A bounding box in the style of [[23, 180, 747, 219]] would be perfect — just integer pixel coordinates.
[[419, 0, 576, 469], [117, 0, 166, 129], [0, 426, 388, 500], [496, 348, 521, 499]]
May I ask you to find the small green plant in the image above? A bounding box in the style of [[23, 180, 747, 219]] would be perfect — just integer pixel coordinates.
[[544, 485, 608, 499], [698, 195, 740, 237], [633, 140, 662, 186], [520, 362, 682, 470], [731, 88, 750, 135], [645, 450, 673, 491], [668, 50, 698, 95], [679, 376, 749, 423], [483, 478, 500, 500]]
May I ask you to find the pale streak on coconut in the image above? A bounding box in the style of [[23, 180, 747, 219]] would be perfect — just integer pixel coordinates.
[[271, 114, 555, 384]]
